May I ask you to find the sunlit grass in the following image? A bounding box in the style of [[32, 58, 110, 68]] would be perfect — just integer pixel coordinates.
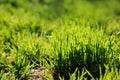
[[0, 0, 120, 80]]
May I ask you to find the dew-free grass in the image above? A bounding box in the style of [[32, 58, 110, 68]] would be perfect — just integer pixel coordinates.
[[0, 0, 120, 80]]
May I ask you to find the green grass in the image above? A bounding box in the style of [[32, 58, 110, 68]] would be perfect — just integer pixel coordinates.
[[0, 0, 120, 80]]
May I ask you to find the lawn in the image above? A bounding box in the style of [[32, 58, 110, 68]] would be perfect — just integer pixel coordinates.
[[0, 0, 120, 80]]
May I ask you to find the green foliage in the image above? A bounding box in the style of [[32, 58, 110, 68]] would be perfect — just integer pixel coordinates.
[[0, 0, 120, 80], [49, 26, 120, 79]]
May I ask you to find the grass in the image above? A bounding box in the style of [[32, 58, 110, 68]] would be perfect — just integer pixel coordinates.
[[0, 0, 120, 80]]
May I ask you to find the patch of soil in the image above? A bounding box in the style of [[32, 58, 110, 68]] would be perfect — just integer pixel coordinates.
[[28, 69, 49, 80]]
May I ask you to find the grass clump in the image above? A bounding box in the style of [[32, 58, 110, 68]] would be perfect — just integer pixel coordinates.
[[49, 27, 120, 79]]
